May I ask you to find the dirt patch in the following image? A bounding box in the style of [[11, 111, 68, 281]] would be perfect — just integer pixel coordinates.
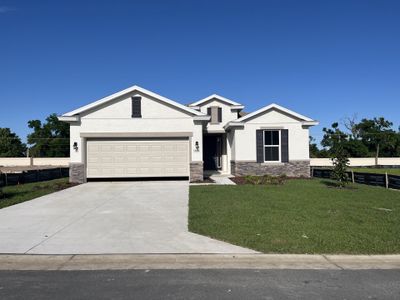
[[230, 177, 247, 185], [191, 177, 215, 184]]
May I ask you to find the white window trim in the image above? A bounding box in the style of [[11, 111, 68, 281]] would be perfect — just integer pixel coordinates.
[[263, 130, 281, 163]]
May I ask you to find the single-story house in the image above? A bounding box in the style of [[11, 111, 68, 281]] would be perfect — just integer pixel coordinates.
[[59, 85, 318, 183]]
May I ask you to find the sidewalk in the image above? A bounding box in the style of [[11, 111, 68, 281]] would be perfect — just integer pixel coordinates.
[[1, 254, 399, 270]]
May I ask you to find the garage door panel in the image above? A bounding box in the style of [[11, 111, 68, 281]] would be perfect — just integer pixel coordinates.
[[87, 139, 189, 178]]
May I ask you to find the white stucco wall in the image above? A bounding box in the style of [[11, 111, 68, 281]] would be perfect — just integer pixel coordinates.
[[198, 99, 240, 132], [68, 92, 204, 163], [233, 109, 310, 161], [69, 124, 81, 163], [228, 131, 235, 161]]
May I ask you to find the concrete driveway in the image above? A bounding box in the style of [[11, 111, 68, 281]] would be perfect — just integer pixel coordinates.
[[0, 181, 256, 254]]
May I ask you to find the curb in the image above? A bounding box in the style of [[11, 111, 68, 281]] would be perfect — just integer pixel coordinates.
[[0, 254, 400, 271]]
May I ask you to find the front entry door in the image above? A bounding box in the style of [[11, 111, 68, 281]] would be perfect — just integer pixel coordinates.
[[203, 135, 222, 170]]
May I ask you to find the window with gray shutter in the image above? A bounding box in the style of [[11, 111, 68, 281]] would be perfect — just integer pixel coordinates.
[[209, 106, 222, 124], [257, 129, 289, 162], [264, 130, 280, 161], [131, 97, 141, 118], [281, 129, 289, 162], [256, 130, 264, 163]]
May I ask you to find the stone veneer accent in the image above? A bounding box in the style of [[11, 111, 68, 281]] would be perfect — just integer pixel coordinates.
[[69, 163, 86, 183], [190, 161, 204, 182], [231, 160, 310, 177]]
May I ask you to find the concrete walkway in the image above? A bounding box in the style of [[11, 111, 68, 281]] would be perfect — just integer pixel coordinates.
[[1, 254, 400, 270], [209, 174, 236, 185], [0, 181, 255, 254]]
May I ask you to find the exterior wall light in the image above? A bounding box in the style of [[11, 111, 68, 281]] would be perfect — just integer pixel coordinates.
[[195, 141, 199, 152], [73, 142, 78, 152]]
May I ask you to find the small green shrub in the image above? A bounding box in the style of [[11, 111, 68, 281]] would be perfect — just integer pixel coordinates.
[[244, 174, 287, 185], [263, 174, 287, 185], [244, 175, 263, 185]]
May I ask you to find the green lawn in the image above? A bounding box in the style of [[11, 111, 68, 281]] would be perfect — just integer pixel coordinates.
[[189, 179, 400, 254], [0, 178, 73, 209], [350, 168, 400, 176]]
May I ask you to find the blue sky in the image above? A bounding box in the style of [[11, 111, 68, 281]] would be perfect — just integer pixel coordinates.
[[1, 0, 399, 144]]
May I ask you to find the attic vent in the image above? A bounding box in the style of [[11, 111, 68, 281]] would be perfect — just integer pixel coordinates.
[[131, 97, 142, 118]]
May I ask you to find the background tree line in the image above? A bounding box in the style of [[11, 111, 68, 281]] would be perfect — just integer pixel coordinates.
[[0, 113, 70, 157], [310, 117, 400, 160]]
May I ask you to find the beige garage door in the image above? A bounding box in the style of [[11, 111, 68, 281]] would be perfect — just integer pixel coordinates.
[[86, 139, 189, 178]]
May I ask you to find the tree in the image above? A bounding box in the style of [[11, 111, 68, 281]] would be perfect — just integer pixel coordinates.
[[331, 142, 350, 188], [27, 114, 70, 157], [343, 139, 369, 157], [309, 136, 320, 158], [322, 123, 350, 187], [395, 131, 400, 157], [0, 128, 26, 157], [321, 122, 373, 158], [355, 118, 397, 165], [343, 114, 360, 139], [309, 136, 329, 158], [321, 123, 349, 157]]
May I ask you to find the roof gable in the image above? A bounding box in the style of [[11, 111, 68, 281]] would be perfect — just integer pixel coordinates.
[[189, 94, 243, 107], [81, 92, 195, 119], [62, 85, 204, 117], [235, 103, 315, 123]]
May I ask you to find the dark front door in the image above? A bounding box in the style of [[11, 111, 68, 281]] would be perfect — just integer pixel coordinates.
[[203, 135, 222, 170]]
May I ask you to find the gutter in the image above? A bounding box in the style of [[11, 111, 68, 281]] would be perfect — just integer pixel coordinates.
[[58, 115, 80, 122]]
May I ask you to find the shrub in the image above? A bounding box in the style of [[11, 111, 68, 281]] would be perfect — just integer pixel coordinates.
[[331, 145, 350, 188], [244, 174, 287, 185], [244, 175, 263, 185], [263, 174, 287, 185]]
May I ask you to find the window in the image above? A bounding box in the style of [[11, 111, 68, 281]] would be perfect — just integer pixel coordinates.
[[207, 107, 222, 124], [263, 130, 280, 162], [131, 97, 141, 118]]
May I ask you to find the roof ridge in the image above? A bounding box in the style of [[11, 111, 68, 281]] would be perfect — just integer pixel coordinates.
[[62, 85, 205, 117]]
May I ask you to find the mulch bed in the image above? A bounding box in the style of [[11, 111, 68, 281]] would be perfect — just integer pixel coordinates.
[[230, 176, 312, 185], [191, 177, 215, 184], [229, 177, 247, 185]]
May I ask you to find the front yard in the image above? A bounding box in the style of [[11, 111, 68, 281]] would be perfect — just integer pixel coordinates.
[[189, 179, 400, 254], [0, 178, 73, 209]]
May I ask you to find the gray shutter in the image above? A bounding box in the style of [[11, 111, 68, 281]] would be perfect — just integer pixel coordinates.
[[218, 107, 222, 123], [207, 107, 211, 116], [256, 130, 264, 163], [131, 97, 141, 118], [281, 129, 289, 162]]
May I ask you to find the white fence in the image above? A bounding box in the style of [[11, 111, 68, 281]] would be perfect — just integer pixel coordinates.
[[0, 157, 70, 167], [1, 157, 399, 168], [310, 157, 400, 167]]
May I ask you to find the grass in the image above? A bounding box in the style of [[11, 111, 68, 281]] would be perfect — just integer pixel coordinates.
[[316, 167, 400, 176], [189, 179, 400, 254], [0, 178, 73, 209], [350, 168, 400, 176]]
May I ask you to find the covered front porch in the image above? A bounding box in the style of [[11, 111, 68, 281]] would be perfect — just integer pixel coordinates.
[[202, 133, 231, 175]]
